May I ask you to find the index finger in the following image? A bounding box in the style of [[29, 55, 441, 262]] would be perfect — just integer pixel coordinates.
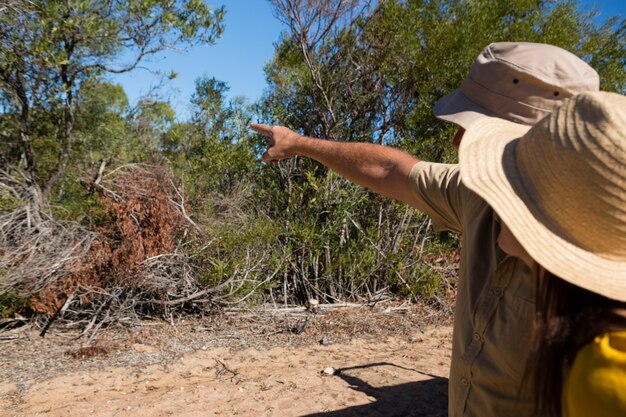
[[250, 123, 273, 136]]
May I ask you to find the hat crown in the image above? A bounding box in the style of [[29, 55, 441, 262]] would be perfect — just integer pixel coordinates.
[[460, 42, 600, 125], [484, 42, 599, 93], [517, 92, 626, 260], [434, 42, 600, 131]]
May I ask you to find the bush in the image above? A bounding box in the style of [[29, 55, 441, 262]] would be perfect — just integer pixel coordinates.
[[0, 289, 30, 318], [249, 164, 459, 304], [0, 189, 22, 212]]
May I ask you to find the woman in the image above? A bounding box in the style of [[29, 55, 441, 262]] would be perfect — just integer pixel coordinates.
[[458, 90, 626, 416], [530, 266, 626, 416]]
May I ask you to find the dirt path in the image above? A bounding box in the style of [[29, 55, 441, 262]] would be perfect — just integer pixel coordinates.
[[0, 304, 452, 417]]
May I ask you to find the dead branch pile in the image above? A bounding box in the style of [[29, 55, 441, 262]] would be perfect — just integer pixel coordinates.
[[0, 167, 98, 300], [0, 164, 266, 338]]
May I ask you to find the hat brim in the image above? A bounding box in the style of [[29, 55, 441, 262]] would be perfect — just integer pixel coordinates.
[[434, 89, 498, 130], [459, 117, 626, 301]]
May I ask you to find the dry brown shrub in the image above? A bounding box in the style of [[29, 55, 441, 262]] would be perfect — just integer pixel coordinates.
[[28, 165, 186, 315], [97, 165, 181, 284]]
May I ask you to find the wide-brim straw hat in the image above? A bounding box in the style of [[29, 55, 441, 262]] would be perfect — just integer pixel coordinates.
[[459, 91, 626, 301]]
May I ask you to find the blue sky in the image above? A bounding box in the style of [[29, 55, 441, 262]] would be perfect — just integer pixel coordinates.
[[112, 0, 284, 119], [110, 0, 624, 120]]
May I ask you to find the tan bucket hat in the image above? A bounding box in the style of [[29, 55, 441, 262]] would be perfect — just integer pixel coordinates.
[[435, 42, 600, 130], [459, 91, 626, 301]]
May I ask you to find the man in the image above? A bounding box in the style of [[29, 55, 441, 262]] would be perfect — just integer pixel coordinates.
[[251, 42, 599, 416]]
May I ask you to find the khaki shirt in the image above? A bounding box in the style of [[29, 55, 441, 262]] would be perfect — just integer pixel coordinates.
[[410, 162, 537, 417]]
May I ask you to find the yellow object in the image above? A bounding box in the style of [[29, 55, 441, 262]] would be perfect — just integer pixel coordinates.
[[563, 331, 626, 417]]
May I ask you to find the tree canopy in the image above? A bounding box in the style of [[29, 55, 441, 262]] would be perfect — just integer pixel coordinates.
[[0, 0, 225, 201]]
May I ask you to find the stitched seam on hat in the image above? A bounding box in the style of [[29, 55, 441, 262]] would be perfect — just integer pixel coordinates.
[[464, 76, 555, 112], [489, 57, 577, 90]]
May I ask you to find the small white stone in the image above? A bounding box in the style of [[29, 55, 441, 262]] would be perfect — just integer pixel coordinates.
[[306, 298, 320, 312], [322, 367, 335, 375]]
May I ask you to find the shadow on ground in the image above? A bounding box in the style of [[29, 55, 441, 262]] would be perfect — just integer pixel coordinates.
[[300, 362, 448, 417]]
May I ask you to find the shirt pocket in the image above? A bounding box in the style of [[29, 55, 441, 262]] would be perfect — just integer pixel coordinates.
[[486, 284, 536, 380]]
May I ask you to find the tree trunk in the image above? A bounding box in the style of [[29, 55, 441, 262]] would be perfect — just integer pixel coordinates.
[[43, 34, 76, 201]]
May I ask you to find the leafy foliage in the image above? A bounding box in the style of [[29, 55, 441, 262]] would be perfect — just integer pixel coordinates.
[[254, 0, 625, 303], [0, 0, 624, 324], [0, 289, 30, 318], [0, 0, 225, 203]]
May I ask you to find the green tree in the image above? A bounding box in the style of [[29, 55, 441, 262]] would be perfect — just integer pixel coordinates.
[[129, 98, 176, 162], [73, 79, 130, 164], [164, 76, 259, 198], [255, 0, 625, 302], [0, 0, 225, 214], [266, 0, 624, 158]]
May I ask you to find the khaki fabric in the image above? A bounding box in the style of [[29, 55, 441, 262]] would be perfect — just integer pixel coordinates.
[[434, 42, 599, 130], [409, 162, 538, 417]]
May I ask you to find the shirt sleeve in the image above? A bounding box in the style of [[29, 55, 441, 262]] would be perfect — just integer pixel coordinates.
[[408, 161, 478, 234]]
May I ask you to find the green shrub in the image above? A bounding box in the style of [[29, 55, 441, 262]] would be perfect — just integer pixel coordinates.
[[197, 214, 282, 304], [0, 189, 23, 212], [0, 289, 30, 318]]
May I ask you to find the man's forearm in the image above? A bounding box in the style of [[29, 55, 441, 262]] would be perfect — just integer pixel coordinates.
[[293, 136, 423, 208]]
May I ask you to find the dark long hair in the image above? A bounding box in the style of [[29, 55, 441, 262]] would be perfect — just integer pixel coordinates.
[[527, 266, 626, 417]]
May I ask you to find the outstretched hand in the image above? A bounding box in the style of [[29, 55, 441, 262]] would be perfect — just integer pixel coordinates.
[[250, 123, 302, 163]]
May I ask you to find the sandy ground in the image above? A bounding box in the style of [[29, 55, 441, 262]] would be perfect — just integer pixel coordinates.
[[0, 303, 452, 417]]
